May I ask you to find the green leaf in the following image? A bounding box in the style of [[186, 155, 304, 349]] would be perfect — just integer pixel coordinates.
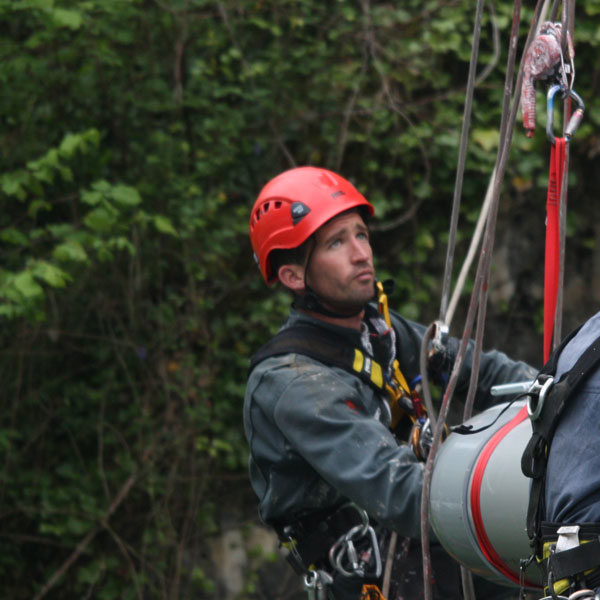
[[32, 261, 71, 288], [84, 207, 117, 232], [111, 185, 141, 206], [80, 189, 103, 206], [1, 172, 28, 200], [153, 215, 178, 236], [0, 304, 17, 317], [0, 227, 29, 246], [13, 271, 44, 298], [28, 199, 52, 217], [53, 240, 89, 263], [472, 128, 499, 152], [59, 133, 83, 157], [51, 8, 83, 30]]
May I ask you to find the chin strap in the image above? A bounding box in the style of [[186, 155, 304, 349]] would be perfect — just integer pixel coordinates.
[[293, 285, 368, 319]]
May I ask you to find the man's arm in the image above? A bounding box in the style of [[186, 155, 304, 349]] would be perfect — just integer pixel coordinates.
[[270, 359, 426, 538], [390, 311, 538, 411]]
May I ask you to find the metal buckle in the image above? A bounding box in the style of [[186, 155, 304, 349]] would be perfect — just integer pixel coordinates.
[[527, 376, 554, 421]]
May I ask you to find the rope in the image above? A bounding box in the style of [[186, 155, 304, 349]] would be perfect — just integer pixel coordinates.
[[437, 0, 485, 325], [553, 0, 576, 351], [419, 1, 550, 598], [421, 0, 487, 594]]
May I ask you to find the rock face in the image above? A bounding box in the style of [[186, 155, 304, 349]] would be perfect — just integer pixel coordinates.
[[435, 188, 599, 370], [207, 522, 304, 600]]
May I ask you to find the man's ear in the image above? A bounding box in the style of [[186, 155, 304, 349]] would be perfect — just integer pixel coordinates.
[[278, 264, 306, 293]]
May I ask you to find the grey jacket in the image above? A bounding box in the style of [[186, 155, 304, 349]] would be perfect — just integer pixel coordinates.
[[244, 306, 537, 538]]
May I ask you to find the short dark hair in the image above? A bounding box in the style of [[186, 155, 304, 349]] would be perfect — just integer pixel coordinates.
[[269, 237, 313, 280]]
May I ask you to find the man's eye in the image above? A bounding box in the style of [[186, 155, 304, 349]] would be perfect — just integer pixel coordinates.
[[330, 239, 341, 248]]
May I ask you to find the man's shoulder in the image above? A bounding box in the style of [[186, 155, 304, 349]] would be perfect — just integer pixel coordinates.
[[556, 311, 600, 378]]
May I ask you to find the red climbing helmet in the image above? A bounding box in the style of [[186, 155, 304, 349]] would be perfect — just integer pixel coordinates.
[[249, 166, 375, 284]]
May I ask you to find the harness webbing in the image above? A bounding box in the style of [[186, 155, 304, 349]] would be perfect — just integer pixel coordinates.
[[249, 323, 389, 397], [521, 327, 600, 547]]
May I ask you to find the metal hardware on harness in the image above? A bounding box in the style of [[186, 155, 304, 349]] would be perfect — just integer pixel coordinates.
[[556, 525, 581, 553], [429, 320, 449, 356], [340, 502, 369, 535], [491, 379, 535, 396], [282, 525, 307, 573], [303, 568, 333, 600], [546, 85, 585, 144], [411, 417, 433, 461], [527, 376, 555, 421], [565, 591, 599, 600], [328, 523, 382, 579]]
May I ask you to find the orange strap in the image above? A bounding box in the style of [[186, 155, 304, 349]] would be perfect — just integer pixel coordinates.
[[360, 583, 387, 600]]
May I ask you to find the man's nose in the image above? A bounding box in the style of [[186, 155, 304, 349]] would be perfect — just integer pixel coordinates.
[[351, 239, 371, 262]]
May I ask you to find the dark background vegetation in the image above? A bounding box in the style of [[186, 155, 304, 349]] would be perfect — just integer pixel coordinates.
[[1, 0, 600, 597]]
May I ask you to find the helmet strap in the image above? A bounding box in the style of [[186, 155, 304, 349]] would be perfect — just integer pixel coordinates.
[[293, 287, 366, 319]]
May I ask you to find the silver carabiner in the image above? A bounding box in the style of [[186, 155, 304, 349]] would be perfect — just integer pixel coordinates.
[[314, 570, 333, 600], [527, 376, 554, 421], [303, 569, 318, 600], [339, 502, 369, 537], [331, 524, 366, 577], [546, 84, 585, 144]]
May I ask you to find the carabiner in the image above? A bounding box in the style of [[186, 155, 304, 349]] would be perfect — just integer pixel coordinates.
[[546, 84, 585, 144], [526, 376, 554, 421]]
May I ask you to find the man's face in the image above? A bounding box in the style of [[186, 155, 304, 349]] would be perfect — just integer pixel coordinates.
[[306, 211, 375, 313]]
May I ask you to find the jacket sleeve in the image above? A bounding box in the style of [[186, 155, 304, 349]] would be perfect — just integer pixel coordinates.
[[272, 360, 426, 538], [390, 311, 538, 411]]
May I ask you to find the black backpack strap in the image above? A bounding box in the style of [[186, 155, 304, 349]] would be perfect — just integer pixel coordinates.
[[249, 324, 389, 397], [522, 326, 600, 545]]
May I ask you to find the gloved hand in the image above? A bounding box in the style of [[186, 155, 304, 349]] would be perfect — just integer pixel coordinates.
[[427, 322, 455, 386]]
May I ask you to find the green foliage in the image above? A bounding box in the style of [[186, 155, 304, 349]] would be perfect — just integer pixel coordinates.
[[1, 0, 600, 597]]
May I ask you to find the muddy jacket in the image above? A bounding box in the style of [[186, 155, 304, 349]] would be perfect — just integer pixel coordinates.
[[244, 305, 537, 538], [545, 310, 600, 524]]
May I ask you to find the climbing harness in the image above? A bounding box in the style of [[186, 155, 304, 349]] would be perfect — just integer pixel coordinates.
[[280, 502, 385, 600], [520, 329, 600, 598], [250, 282, 441, 462], [250, 290, 423, 599], [375, 281, 444, 460]]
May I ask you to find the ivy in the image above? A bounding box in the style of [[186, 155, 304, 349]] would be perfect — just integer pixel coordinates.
[[1, 0, 600, 597]]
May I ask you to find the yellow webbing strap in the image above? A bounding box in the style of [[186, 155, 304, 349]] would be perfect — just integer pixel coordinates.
[[352, 349, 384, 389], [541, 539, 598, 596], [376, 281, 416, 429]]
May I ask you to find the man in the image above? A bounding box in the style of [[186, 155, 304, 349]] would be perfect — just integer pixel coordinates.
[[522, 311, 600, 597], [244, 166, 536, 599]]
